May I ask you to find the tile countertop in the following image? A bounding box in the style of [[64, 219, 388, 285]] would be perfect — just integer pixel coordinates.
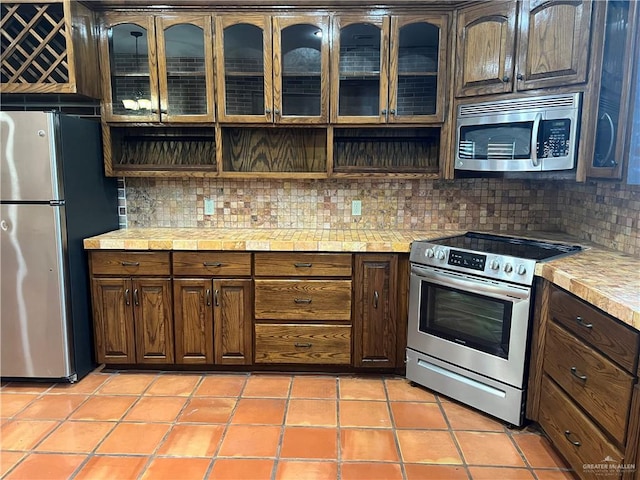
[[84, 228, 639, 331]]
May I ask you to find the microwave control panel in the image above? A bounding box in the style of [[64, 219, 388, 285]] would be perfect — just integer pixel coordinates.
[[539, 119, 571, 158]]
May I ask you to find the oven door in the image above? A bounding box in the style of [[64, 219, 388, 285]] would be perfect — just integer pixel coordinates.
[[408, 264, 532, 388]]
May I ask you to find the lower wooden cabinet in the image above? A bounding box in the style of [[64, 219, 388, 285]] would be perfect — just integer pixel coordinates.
[[528, 281, 640, 480], [89, 250, 410, 371], [173, 278, 252, 365], [92, 277, 173, 364], [353, 254, 398, 368]]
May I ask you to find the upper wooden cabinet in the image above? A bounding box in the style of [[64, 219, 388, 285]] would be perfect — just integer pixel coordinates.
[[455, 0, 593, 97], [1, 0, 100, 97], [331, 14, 449, 123], [99, 13, 215, 123], [215, 15, 330, 124], [585, 0, 639, 180]]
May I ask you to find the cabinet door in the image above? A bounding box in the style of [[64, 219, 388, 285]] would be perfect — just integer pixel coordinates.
[[133, 278, 174, 364], [353, 255, 398, 368], [586, 0, 639, 179], [273, 15, 330, 124], [99, 14, 159, 122], [91, 278, 135, 364], [455, 1, 517, 97], [173, 279, 214, 364], [389, 14, 449, 122], [213, 279, 253, 365], [331, 16, 390, 124], [215, 15, 273, 123], [156, 15, 215, 123], [516, 0, 592, 91]]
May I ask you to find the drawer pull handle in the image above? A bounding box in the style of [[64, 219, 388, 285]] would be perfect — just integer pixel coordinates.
[[576, 316, 593, 329], [570, 366, 587, 381], [294, 298, 312, 304], [564, 430, 581, 447], [206, 289, 211, 307], [294, 263, 312, 268], [125, 288, 130, 306], [294, 342, 312, 348], [203, 262, 222, 267], [121, 261, 140, 267], [133, 288, 139, 306], [373, 290, 379, 309], [214, 289, 220, 307]]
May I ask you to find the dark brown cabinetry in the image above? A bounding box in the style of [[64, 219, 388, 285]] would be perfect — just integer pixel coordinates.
[[90, 252, 173, 364], [1, 0, 100, 96], [99, 13, 214, 123], [528, 281, 640, 480], [353, 254, 398, 368], [172, 252, 252, 365], [585, 0, 639, 180], [254, 253, 352, 365], [455, 0, 592, 97]]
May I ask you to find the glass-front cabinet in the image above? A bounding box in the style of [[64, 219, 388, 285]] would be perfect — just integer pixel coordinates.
[[215, 15, 329, 123], [99, 13, 214, 123], [331, 14, 448, 124]]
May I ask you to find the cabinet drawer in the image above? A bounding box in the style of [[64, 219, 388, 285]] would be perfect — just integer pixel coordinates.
[[254, 280, 351, 320], [173, 252, 251, 276], [90, 251, 170, 276], [550, 285, 639, 373], [254, 253, 352, 277], [544, 322, 634, 445], [539, 375, 624, 479], [255, 324, 351, 364]]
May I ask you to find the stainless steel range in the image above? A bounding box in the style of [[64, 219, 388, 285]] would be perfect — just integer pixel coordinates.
[[406, 232, 581, 426]]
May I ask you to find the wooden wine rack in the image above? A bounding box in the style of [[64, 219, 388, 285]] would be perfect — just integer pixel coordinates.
[[1, 0, 100, 96]]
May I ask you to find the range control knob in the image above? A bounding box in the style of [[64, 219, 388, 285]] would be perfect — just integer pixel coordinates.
[[516, 264, 527, 275], [489, 260, 500, 270], [504, 263, 513, 273], [435, 249, 446, 261], [425, 248, 434, 258]]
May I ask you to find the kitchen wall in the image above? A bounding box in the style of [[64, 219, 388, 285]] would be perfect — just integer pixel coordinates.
[[123, 177, 639, 256]]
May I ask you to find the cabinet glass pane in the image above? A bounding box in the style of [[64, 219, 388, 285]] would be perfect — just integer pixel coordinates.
[[164, 24, 206, 116], [339, 23, 381, 116], [593, 1, 629, 168], [281, 24, 322, 116], [223, 24, 264, 116], [109, 24, 152, 117], [397, 22, 439, 116]]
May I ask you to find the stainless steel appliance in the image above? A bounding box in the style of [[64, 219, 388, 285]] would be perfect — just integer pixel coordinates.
[[1, 111, 118, 382], [455, 93, 582, 172], [406, 232, 581, 426]]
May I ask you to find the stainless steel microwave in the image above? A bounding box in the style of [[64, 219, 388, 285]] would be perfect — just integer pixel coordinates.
[[455, 93, 582, 172]]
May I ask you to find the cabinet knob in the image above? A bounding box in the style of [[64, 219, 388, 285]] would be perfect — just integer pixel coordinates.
[[265, 108, 271, 114], [274, 109, 280, 115], [389, 109, 396, 115], [502, 76, 510, 83], [381, 109, 387, 115], [516, 73, 524, 80]]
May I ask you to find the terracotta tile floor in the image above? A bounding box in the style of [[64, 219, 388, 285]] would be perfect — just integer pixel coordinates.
[[0, 370, 577, 479]]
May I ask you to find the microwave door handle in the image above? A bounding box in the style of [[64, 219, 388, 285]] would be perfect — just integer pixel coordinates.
[[531, 113, 542, 168]]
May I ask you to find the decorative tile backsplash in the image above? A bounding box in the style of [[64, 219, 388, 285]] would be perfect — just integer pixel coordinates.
[[123, 177, 639, 256]]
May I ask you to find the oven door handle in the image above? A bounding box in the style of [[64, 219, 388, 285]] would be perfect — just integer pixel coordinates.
[[411, 265, 530, 301]]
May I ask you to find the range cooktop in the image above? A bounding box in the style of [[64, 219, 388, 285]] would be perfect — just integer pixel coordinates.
[[410, 232, 583, 286], [430, 232, 582, 261]]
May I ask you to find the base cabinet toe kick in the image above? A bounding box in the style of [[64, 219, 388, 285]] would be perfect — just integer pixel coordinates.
[[88, 251, 408, 372]]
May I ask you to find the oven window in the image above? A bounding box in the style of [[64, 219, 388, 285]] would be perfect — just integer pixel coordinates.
[[459, 123, 533, 160], [419, 281, 512, 359]]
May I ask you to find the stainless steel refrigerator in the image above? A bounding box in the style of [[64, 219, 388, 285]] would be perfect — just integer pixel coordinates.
[[0, 111, 119, 382]]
